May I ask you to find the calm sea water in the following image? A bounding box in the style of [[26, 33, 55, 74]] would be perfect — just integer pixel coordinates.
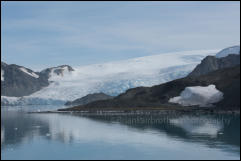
[[1, 105, 240, 160]]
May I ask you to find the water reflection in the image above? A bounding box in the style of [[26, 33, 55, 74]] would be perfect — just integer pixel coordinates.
[[1, 107, 240, 160], [1, 127, 5, 145], [1, 109, 50, 149], [170, 116, 224, 136], [78, 113, 240, 149]]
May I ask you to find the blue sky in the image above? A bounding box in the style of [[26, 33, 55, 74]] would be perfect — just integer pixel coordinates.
[[1, 1, 240, 70]]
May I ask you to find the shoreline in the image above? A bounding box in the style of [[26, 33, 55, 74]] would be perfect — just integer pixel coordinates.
[[29, 107, 240, 115]]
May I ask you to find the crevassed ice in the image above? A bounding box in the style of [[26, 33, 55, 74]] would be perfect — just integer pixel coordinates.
[[30, 50, 219, 101], [1, 96, 65, 106]]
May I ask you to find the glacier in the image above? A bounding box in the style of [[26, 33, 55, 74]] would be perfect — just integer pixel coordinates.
[[1, 49, 219, 106], [1, 96, 65, 106]]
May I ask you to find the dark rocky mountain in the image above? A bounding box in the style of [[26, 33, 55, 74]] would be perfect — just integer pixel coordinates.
[[65, 93, 114, 106], [1, 62, 74, 97], [1, 62, 49, 97], [61, 65, 240, 111], [188, 54, 240, 78]]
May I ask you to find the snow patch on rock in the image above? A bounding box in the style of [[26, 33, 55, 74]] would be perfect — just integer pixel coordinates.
[[1, 69, 4, 81], [49, 66, 73, 81], [169, 85, 223, 107], [19, 67, 39, 79]]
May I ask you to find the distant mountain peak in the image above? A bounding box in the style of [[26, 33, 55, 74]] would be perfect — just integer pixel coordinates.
[[215, 45, 240, 58], [40, 65, 74, 80], [188, 54, 240, 78]]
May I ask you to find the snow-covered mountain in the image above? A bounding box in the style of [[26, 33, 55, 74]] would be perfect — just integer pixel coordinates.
[[1, 49, 219, 106], [215, 45, 240, 58], [1, 62, 74, 98], [40, 65, 74, 81]]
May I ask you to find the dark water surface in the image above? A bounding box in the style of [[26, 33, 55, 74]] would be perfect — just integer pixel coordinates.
[[1, 106, 240, 160]]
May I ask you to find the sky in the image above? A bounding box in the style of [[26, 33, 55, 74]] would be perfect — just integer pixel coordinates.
[[1, 1, 240, 70]]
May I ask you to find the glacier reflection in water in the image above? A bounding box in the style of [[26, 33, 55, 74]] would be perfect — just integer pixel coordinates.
[[1, 106, 240, 160]]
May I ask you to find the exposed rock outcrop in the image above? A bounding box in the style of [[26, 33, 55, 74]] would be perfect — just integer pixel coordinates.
[[188, 54, 240, 78]]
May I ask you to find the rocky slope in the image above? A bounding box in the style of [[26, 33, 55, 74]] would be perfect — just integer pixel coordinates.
[[188, 54, 240, 78], [65, 93, 114, 106]]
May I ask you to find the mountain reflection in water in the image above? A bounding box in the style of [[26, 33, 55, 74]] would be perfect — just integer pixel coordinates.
[[1, 106, 240, 160]]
